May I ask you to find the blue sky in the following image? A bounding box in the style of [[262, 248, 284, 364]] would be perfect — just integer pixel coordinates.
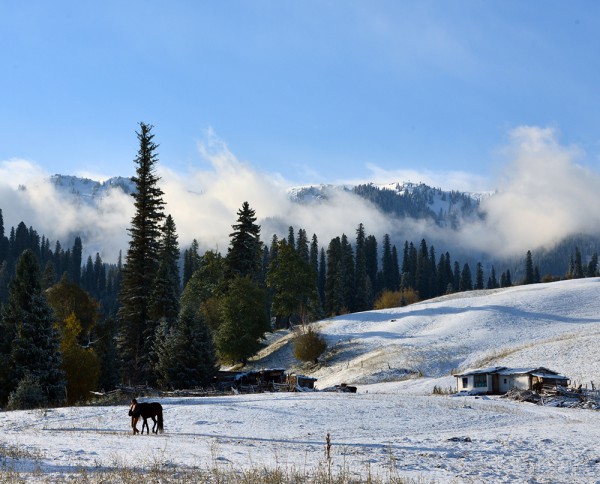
[[1, 1, 599, 189]]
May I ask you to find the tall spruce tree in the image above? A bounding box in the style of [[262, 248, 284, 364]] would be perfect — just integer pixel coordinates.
[[354, 224, 370, 312], [381, 234, 395, 291], [0, 249, 65, 407], [117, 122, 166, 385], [226, 202, 262, 281], [524, 250, 535, 285], [475, 262, 484, 290], [325, 237, 343, 316], [364, 235, 378, 297], [182, 239, 201, 289], [149, 214, 181, 326]]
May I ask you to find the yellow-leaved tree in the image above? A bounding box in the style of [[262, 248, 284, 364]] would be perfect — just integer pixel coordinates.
[[59, 313, 100, 404]]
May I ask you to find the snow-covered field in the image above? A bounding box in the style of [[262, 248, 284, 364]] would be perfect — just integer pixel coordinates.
[[3, 278, 600, 482]]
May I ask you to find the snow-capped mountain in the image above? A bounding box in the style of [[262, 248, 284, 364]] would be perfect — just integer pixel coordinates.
[[49, 174, 135, 205], [48, 175, 486, 229], [288, 181, 491, 228]]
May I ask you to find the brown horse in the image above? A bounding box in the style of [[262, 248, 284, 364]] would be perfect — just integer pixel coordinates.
[[129, 399, 164, 434]]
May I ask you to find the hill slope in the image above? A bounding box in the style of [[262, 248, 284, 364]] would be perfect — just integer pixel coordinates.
[[251, 278, 600, 391]]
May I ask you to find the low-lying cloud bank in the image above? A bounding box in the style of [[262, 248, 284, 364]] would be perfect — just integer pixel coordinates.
[[1, 126, 599, 264]]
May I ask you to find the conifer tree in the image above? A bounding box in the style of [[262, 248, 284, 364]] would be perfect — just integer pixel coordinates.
[[118, 122, 166, 385], [318, 247, 326, 308], [267, 239, 319, 326], [340, 234, 355, 312], [309, 234, 322, 310], [459, 263, 473, 291], [149, 214, 181, 326], [381, 234, 395, 291], [155, 305, 218, 389], [71, 236, 82, 284], [588, 252, 598, 277], [146, 215, 181, 382], [182, 239, 201, 289], [365, 235, 378, 296], [216, 275, 270, 364], [573, 247, 584, 279], [325, 237, 343, 315], [453, 261, 461, 291], [0, 249, 65, 406], [354, 224, 370, 311], [475, 262, 484, 290], [226, 202, 262, 281], [296, 228, 309, 263], [524, 250, 535, 285], [487, 266, 498, 289]]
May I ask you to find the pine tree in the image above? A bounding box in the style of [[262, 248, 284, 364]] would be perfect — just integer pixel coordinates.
[[487, 266, 498, 289], [340, 234, 355, 312], [524, 250, 535, 285], [354, 224, 370, 311], [318, 247, 326, 309], [216, 275, 270, 364], [309, 234, 323, 312], [296, 229, 309, 263], [415, 239, 430, 299], [364, 235, 378, 297], [118, 122, 166, 385], [588, 252, 598, 277], [267, 240, 319, 326], [180, 250, 226, 325], [0, 249, 65, 406], [287, 226, 295, 248], [155, 305, 219, 390], [573, 247, 584, 279], [182, 239, 201, 289], [148, 214, 181, 326], [71, 236, 82, 284], [459, 263, 473, 291], [325, 237, 343, 315], [475, 262, 484, 290], [226, 202, 262, 281], [381, 234, 395, 291]]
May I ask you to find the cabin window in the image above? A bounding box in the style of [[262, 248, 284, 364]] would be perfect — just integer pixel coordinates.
[[474, 374, 487, 388], [462, 377, 468, 388], [503, 378, 507, 384]]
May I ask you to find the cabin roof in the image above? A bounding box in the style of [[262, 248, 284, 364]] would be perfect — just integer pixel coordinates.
[[456, 366, 568, 379]]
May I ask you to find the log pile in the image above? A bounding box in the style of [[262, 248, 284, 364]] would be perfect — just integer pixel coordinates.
[[502, 386, 600, 410]]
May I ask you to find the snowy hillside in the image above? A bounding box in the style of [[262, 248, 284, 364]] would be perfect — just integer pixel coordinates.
[[252, 278, 600, 391], [3, 278, 600, 482]]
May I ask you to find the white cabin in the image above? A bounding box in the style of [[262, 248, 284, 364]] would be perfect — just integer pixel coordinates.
[[455, 366, 569, 395]]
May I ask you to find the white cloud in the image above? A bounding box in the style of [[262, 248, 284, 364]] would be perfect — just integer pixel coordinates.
[[456, 126, 600, 257]]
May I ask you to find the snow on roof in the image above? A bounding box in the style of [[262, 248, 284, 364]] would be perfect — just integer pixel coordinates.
[[455, 366, 507, 377], [456, 367, 568, 378]]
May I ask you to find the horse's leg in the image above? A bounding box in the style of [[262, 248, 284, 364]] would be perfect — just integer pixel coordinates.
[[142, 417, 150, 435], [151, 416, 158, 434]]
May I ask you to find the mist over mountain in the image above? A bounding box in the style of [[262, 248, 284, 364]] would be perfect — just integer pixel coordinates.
[[4, 172, 597, 283], [2, 125, 600, 275]]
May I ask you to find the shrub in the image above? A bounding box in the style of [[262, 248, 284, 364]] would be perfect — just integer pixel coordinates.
[[7, 373, 48, 410], [374, 289, 419, 309], [293, 327, 327, 363]]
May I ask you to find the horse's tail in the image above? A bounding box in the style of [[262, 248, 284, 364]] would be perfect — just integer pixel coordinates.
[[157, 405, 164, 433]]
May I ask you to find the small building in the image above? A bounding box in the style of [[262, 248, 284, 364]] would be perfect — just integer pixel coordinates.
[[455, 366, 569, 395]]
